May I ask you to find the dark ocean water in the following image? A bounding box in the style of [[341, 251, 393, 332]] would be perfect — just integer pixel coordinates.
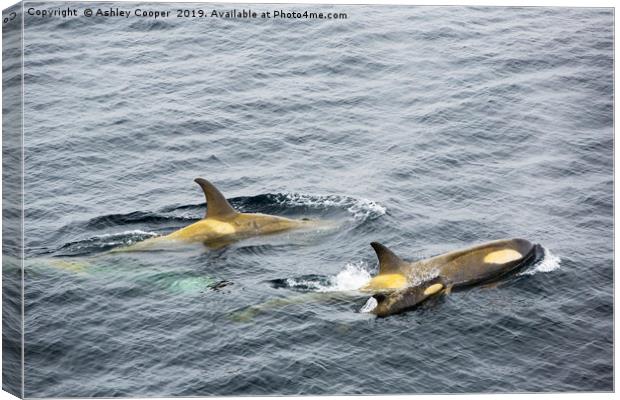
[[4, 3, 614, 396]]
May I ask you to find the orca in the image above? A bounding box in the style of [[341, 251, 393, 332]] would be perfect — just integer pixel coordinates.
[[115, 178, 320, 251], [360, 239, 543, 317]]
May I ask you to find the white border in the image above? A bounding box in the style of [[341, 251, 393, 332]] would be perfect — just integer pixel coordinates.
[[0, 1, 615, 400]]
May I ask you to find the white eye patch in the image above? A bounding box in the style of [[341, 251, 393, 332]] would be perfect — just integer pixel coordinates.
[[483, 249, 522, 264], [423, 283, 444, 296], [360, 296, 378, 313]]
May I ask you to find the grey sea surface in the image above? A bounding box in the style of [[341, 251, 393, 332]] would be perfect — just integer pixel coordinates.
[[5, 3, 614, 396]]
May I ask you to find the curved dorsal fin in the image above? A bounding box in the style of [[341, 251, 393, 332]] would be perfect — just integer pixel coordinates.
[[194, 178, 239, 220], [370, 242, 408, 275]]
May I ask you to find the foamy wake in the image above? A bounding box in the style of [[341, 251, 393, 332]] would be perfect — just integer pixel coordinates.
[[96, 230, 159, 239], [89, 230, 159, 247], [285, 262, 372, 292], [519, 246, 561, 276], [279, 193, 386, 221]]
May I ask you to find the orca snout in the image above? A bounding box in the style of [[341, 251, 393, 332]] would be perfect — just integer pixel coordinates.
[[509, 238, 535, 255]]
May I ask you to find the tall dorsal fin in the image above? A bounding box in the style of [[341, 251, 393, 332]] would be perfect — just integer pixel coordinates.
[[370, 242, 408, 275], [194, 178, 239, 220]]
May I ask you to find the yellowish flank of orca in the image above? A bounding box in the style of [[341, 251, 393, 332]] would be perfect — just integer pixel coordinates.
[[360, 273, 408, 291], [167, 218, 236, 239], [49, 259, 88, 274]]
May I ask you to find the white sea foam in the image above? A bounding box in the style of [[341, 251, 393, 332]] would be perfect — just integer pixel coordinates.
[[326, 261, 373, 292], [346, 198, 387, 221], [284, 261, 372, 292], [283, 277, 323, 291], [95, 230, 160, 239], [88, 230, 160, 247], [279, 192, 386, 221], [519, 247, 561, 276]]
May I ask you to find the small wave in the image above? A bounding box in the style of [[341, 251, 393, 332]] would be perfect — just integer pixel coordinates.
[[519, 247, 561, 276], [94, 230, 158, 239], [273, 262, 372, 292], [55, 230, 160, 256], [86, 211, 195, 229]]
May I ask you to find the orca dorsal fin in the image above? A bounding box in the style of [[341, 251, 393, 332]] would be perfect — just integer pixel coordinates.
[[370, 242, 408, 275], [194, 178, 239, 220]]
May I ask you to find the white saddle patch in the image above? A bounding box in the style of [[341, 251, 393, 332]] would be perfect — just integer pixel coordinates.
[[203, 220, 236, 235]]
